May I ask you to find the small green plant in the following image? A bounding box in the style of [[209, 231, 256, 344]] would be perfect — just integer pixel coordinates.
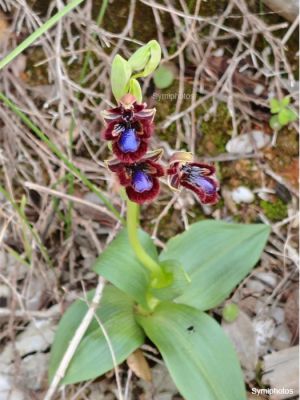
[[154, 65, 175, 89], [260, 198, 288, 222], [269, 97, 297, 130], [49, 41, 270, 400], [223, 303, 240, 322]]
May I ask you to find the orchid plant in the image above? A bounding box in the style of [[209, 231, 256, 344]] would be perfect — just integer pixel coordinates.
[[49, 41, 270, 399]]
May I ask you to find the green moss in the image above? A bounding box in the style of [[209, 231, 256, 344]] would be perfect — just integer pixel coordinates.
[[155, 81, 194, 147], [260, 199, 288, 221], [232, 214, 243, 223], [25, 48, 49, 86], [276, 128, 299, 157], [198, 102, 232, 155], [268, 128, 299, 174]]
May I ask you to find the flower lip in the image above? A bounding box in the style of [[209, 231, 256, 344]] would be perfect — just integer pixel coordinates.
[[167, 159, 219, 205], [132, 170, 153, 193], [102, 99, 155, 162], [107, 150, 165, 204], [118, 127, 141, 153]]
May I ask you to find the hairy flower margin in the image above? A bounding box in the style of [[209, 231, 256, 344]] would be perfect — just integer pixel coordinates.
[[102, 95, 220, 205], [167, 152, 220, 205], [102, 94, 155, 163], [107, 150, 164, 204]]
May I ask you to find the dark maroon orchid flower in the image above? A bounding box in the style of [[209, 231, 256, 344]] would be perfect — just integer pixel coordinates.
[[107, 150, 164, 204], [102, 94, 155, 163], [167, 152, 219, 205]]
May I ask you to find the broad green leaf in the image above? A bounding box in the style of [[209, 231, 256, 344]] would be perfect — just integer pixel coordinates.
[[281, 96, 290, 107], [111, 55, 132, 101], [269, 114, 281, 130], [159, 220, 270, 310], [136, 302, 246, 400], [49, 285, 144, 384], [129, 78, 142, 103], [150, 259, 191, 301], [270, 98, 281, 113], [93, 228, 156, 307], [153, 65, 174, 89]]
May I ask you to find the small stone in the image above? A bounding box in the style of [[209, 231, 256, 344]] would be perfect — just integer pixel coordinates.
[[231, 186, 255, 204], [226, 130, 270, 154], [254, 83, 265, 96], [255, 272, 277, 288], [247, 279, 266, 293]]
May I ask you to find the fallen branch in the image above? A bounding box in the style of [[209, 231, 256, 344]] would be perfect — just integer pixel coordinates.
[[44, 276, 106, 400]]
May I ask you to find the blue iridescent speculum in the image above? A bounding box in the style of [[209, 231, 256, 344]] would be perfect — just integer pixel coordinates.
[[132, 170, 153, 193], [118, 128, 140, 153], [193, 176, 215, 194], [181, 164, 216, 195]]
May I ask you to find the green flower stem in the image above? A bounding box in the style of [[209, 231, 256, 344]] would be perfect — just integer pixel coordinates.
[[126, 199, 162, 277]]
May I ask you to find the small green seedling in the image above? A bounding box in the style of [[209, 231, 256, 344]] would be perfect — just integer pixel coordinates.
[[153, 65, 174, 89], [269, 97, 297, 130], [223, 303, 240, 322]]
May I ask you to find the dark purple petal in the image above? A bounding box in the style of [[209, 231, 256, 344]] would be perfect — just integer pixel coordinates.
[[167, 160, 219, 204], [187, 162, 215, 176], [126, 178, 160, 204], [191, 175, 216, 195], [181, 180, 219, 205], [132, 170, 153, 193], [107, 154, 164, 203], [118, 128, 140, 153]]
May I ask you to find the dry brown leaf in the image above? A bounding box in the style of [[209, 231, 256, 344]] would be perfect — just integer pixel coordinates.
[[284, 285, 299, 344], [247, 394, 268, 400], [222, 310, 258, 380], [262, 346, 299, 400], [0, 13, 8, 43], [127, 349, 152, 382], [280, 159, 299, 189]]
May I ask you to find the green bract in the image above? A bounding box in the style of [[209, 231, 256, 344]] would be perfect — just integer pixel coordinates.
[[111, 55, 132, 101], [129, 39, 161, 77], [110, 40, 161, 102], [149, 259, 191, 301], [128, 78, 143, 103]]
